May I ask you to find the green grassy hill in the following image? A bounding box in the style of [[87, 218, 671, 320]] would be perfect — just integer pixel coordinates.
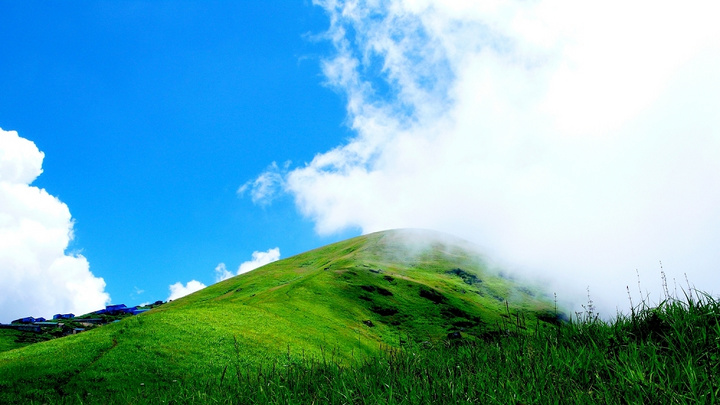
[[0, 229, 558, 402]]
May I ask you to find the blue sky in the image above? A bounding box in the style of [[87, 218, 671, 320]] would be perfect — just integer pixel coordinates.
[[0, 2, 359, 319], [2, 1, 719, 322]]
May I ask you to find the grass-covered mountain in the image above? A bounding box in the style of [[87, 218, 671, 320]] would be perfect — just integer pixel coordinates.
[[0, 229, 558, 402]]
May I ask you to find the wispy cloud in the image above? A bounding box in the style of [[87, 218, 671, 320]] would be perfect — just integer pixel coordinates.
[[238, 162, 288, 206], [0, 128, 110, 322], [246, 1, 720, 315]]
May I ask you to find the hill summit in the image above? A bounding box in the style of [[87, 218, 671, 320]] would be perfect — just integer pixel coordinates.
[[0, 229, 557, 400]]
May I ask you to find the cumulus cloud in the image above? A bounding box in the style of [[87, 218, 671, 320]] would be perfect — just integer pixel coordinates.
[[238, 247, 280, 274], [0, 128, 110, 322], [167, 280, 207, 301], [215, 247, 281, 282], [245, 1, 720, 315]]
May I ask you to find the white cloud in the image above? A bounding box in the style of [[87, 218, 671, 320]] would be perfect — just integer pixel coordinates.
[[0, 127, 45, 184], [238, 162, 288, 206], [238, 247, 280, 275], [214, 262, 233, 282], [248, 1, 720, 316], [0, 128, 110, 322], [214, 248, 281, 283], [167, 280, 207, 301]]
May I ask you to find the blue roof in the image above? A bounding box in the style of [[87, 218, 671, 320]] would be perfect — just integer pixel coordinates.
[[106, 304, 127, 311]]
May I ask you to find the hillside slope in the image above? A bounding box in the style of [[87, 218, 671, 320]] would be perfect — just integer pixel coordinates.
[[0, 229, 557, 401]]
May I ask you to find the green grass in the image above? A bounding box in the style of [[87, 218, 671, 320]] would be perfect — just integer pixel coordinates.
[[182, 292, 714, 405], [2, 290, 717, 404], [0, 229, 555, 402], [3, 229, 715, 403]]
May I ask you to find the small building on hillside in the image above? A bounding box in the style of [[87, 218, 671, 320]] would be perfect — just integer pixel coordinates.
[[77, 318, 104, 325], [34, 321, 59, 327], [1, 323, 41, 333], [11, 317, 36, 324], [104, 304, 128, 315], [52, 313, 75, 320]]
